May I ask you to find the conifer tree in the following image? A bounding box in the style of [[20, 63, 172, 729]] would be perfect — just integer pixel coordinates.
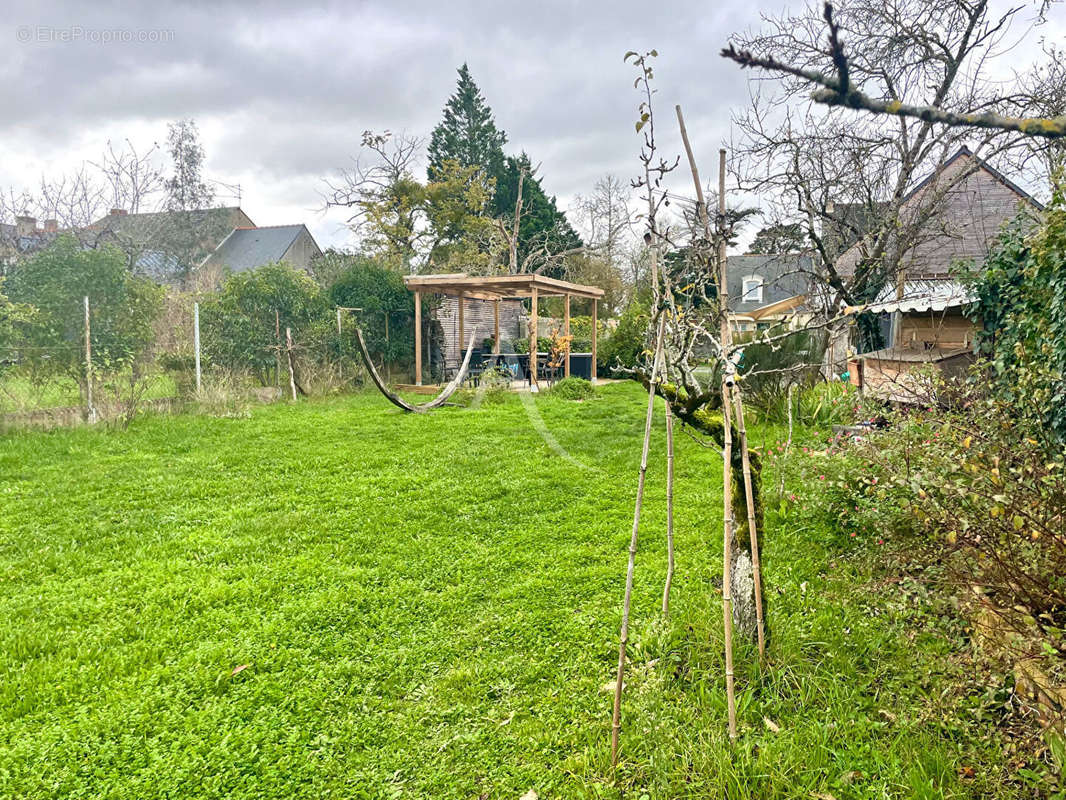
[[427, 64, 507, 181]]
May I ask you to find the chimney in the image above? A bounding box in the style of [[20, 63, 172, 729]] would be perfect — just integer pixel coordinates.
[[44, 219, 58, 234], [109, 208, 128, 216], [15, 215, 36, 237]]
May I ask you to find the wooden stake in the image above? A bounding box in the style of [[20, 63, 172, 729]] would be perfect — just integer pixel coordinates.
[[414, 290, 422, 386], [677, 106, 741, 739], [591, 299, 598, 384], [563, 294, 571, 378], [662, 400, 675, 616], [530, 286, 538, 389], [611, 312, 666, 767], [83, 296, 96, 424], [493, 299, 500, 354], [733, 390, 766, 662], [285, 327, 297, 401]]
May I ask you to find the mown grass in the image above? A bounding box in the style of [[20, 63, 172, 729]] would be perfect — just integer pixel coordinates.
[[0, 383, 1012, 798]]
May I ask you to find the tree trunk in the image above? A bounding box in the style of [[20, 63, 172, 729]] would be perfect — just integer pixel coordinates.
[[729, 459, 763, 642]]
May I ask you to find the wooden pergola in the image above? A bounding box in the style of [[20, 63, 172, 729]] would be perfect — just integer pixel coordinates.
[[403, 273, 605, 386]]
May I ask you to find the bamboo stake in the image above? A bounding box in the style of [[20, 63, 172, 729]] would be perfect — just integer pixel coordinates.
[[718, 147, 738, 741], [676, 106, 739, 739], [721, 374, 738, 740], [733, 389, 766, 663], [611, 312, 666, 767], [662, 400, 675, 616]]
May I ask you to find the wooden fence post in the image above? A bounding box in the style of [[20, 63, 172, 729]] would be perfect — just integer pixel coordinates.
[[84, 296, 96, 424]]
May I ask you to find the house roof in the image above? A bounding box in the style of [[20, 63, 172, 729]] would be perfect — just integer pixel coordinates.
[[727, 253, 813, 313], [204, 225, 310, 273], [749, 294, 808, 320], [859, 345, 972, 363], [834, 148, 1042, 279], [89, 206, 249, 232], [899, 146, 1043, 210]]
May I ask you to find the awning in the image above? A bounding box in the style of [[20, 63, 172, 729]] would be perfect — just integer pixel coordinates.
[[844, 280, 975, 315]]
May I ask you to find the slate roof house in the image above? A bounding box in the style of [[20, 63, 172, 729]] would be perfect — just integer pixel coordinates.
[[0, 216, 59, 274], [725, 253, 813, 332], [88, 207, 321, 284], [201, 225, 321, 275], [837, 147, 1043, 401]]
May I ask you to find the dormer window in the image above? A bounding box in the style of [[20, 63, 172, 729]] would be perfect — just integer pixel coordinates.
[[742, 275, 764, 303]]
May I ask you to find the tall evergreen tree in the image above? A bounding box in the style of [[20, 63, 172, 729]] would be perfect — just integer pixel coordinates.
[[427, 64, 507, 181], [427, 65, 583, 276]]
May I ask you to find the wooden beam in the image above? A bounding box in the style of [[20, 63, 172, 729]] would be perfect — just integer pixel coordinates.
[[591, 299, 598, 384], [414, 290, 422, 386], [403, 272, 605, 300], [530, 286, 538, 389], [564, 293, 571, 378], [493, 299, 500, 354]]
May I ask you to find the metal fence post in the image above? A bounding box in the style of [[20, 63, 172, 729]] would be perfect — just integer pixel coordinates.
[[193, 301, 202, 394]]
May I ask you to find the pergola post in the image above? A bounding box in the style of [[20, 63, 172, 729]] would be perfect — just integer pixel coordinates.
[[591, 299, 598, 384], [564, 293, 571, 378], [414, 290, 422, 386], [457, 291, 465, 355], [530, 286, 538, 388], [493, 299, 500, 354]]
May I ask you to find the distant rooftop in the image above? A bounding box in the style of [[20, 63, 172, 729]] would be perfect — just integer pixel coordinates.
[[204, 225, 309, 273]]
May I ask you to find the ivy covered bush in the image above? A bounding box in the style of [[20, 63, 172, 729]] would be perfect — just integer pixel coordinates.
[[963, 173, 1066, 444]]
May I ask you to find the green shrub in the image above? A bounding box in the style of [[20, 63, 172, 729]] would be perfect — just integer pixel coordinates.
[[962, 175, 1066, 444], [567, 315, 608, 352], [513, 337, 552, 354], [735, 327, 826, 419], [328, 256, 420, 369], [6, 235, 163, 389], [797, 372, 1066, 642], [200, 262, 328, 386], [598, 302, 648, 375], [551, 377, 595, 400]]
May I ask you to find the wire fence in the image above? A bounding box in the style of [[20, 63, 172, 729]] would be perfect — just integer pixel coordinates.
[[0, 295, 422, 431]]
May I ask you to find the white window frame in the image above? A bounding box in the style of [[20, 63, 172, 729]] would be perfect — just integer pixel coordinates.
[[741, 275, 764, 304]]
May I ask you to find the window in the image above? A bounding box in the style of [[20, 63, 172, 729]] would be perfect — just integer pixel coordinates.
[[742, 275, 764, 303]]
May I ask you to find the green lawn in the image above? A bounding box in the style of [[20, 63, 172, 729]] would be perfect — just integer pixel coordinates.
[[0, 383, 1010, 798]]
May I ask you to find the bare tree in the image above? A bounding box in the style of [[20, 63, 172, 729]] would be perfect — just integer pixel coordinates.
[[571, 174, 634, 306], [718, 0, 1050, 367], [91, 139, 165, 215], [323, 131, 427, 270], [722, 2, 1066, 139], [491, 161, 585, 276]]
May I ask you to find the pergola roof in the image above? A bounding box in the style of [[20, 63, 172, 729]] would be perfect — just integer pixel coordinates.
[[404, 273, 604, 301]]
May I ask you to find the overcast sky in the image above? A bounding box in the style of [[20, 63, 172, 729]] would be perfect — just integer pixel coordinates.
[[1, 0, 1062, 251]]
